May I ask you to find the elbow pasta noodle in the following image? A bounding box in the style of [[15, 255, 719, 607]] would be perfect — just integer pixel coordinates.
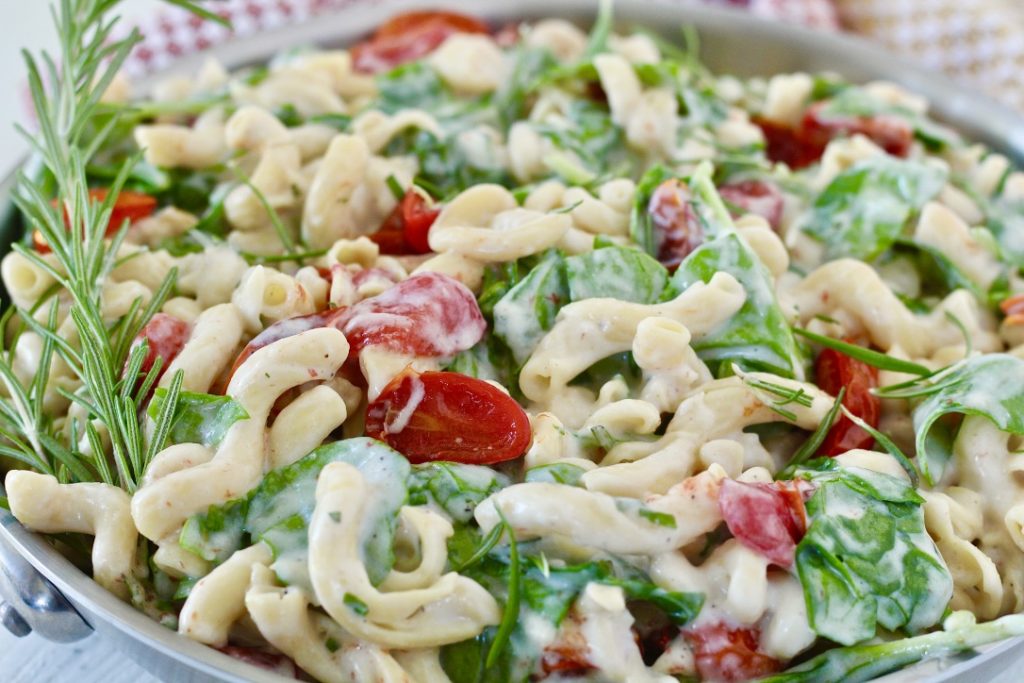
[[10, 8, 1024, 683]]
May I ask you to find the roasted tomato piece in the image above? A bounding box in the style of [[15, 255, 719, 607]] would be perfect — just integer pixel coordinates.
[[365, 369, 531, 464], [718, 179, 785, 231], [647, 178, 704, 270], [128, 313, 190, 386], [370, 190, 439, 255], [814, 345, 881, 456], [37, 188, 157, 253], [684, 623, 782, 682], [1000, 293, 1024, 324], [753, 116, 827, 170], [351, 10, 489, 73], [804, 101, 913, 158], [333, 271, 485, 358], [718, 479, 814, 567], [218, 646, 299, 677]]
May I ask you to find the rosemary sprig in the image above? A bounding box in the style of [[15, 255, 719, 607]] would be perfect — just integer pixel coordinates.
[[0, 0, 220, 491]]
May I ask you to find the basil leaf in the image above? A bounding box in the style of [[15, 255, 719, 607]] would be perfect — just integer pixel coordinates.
[[803, 156, 947, 261], [795, 466, 952, 646], [908, 354, 1024, 485], [408, 462, 508, 523], [670, 232, 802, 377], [564, 245, 669, 303], [147, 389, 248, 447]]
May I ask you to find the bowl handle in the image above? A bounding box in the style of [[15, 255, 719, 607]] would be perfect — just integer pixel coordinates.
[[0, 530, 93, 642]]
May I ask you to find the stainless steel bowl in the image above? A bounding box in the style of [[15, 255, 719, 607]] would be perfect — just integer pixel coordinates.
[[1, 0, 1023, 680]]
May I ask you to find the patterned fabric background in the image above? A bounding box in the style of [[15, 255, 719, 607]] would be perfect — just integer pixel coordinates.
[[122, 0, 1024, 111]]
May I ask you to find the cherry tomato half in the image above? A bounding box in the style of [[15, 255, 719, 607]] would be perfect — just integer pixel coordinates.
[[646, 178, 704, 270], [37, 188, 157, 253], [718, 478, 813, 568], [718, 179, 785, 231], [370, 190, 439, 255], [684, 623, 782, 683], [334, 271, 485, 358], [814, 346, 881, 456], [365, 369, 531, 465], [351, 10, 489, 73], [128, 313, 190, 390]]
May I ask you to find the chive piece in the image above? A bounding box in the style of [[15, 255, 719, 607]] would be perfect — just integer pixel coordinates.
[[778, 387, 846, 479], [485, 508, 520, 668], [839, 405, 920, 486], [793, 327, 933, 376], [451, 523, 504, 573], [385, 174, 406, 202], [343, 593, 369, 616]]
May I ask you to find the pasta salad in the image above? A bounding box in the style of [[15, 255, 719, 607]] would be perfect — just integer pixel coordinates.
[[5, 3, 1024, 682]]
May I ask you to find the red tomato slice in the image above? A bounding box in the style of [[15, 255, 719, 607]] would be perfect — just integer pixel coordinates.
[[37, 188, 158, 253], [370, 190, 439, 255], [217, 646, 299, 678], [718, 479, 813, 568], [804, 101, 913, 159], [365, 369, 531, 465], [814, 346, 881, 456], [718, 179, 785, 231], [684, 623, 782, 682], [646, 178, 704, 270], [351, 10, 489, 73], [333, 271, 485, 358], [128, 313, 190, 386]]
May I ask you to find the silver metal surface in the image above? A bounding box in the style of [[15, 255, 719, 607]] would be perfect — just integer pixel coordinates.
[[1, 0, 1023, 680]]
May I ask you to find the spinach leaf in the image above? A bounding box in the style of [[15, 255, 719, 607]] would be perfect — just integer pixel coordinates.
[[760, 612, 1024, 683], [802, 156, 946, 261], [443, 332, 520, 393], [387, 128, 512, 200], [630, 165, 677, 257], [408, 462, 509, 523], [492, 250, 569, 366], [795, 465, 952, 646], [984, 195, 1024, 268], [442, 548, 702, 683], [564, 245, 669, 303], [524, 462, 587, 486], [895, 354, 1024, 485], [147, 389, 248, 447], [670, 231, 802, 376], [179, 438, 409, 588]]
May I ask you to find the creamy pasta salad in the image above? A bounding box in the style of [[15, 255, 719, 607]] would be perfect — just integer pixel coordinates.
[[6, 4, 1024, 682]]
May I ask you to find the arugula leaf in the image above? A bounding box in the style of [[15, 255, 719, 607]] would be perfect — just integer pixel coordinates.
[[408, 462, 508, 523], [388, 128, 512, 200], [760, 612, 1024, 683], [564, 245, 668, 303], [533, 98, 627, 184], [179, 438, 409, 587], [147, 389, 248, 447], [493, 250, 569, 366], [803, 156, 946, 261], [894, 354, 1024, 485], [495, 46, 557, 127], [795, 464, 952, 645]]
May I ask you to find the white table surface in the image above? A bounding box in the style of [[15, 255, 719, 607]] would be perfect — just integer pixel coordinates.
[[2, 1, 1024, 682]]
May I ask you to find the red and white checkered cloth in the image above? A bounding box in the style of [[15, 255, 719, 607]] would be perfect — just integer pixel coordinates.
[[123, 0, 1024, 111]]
